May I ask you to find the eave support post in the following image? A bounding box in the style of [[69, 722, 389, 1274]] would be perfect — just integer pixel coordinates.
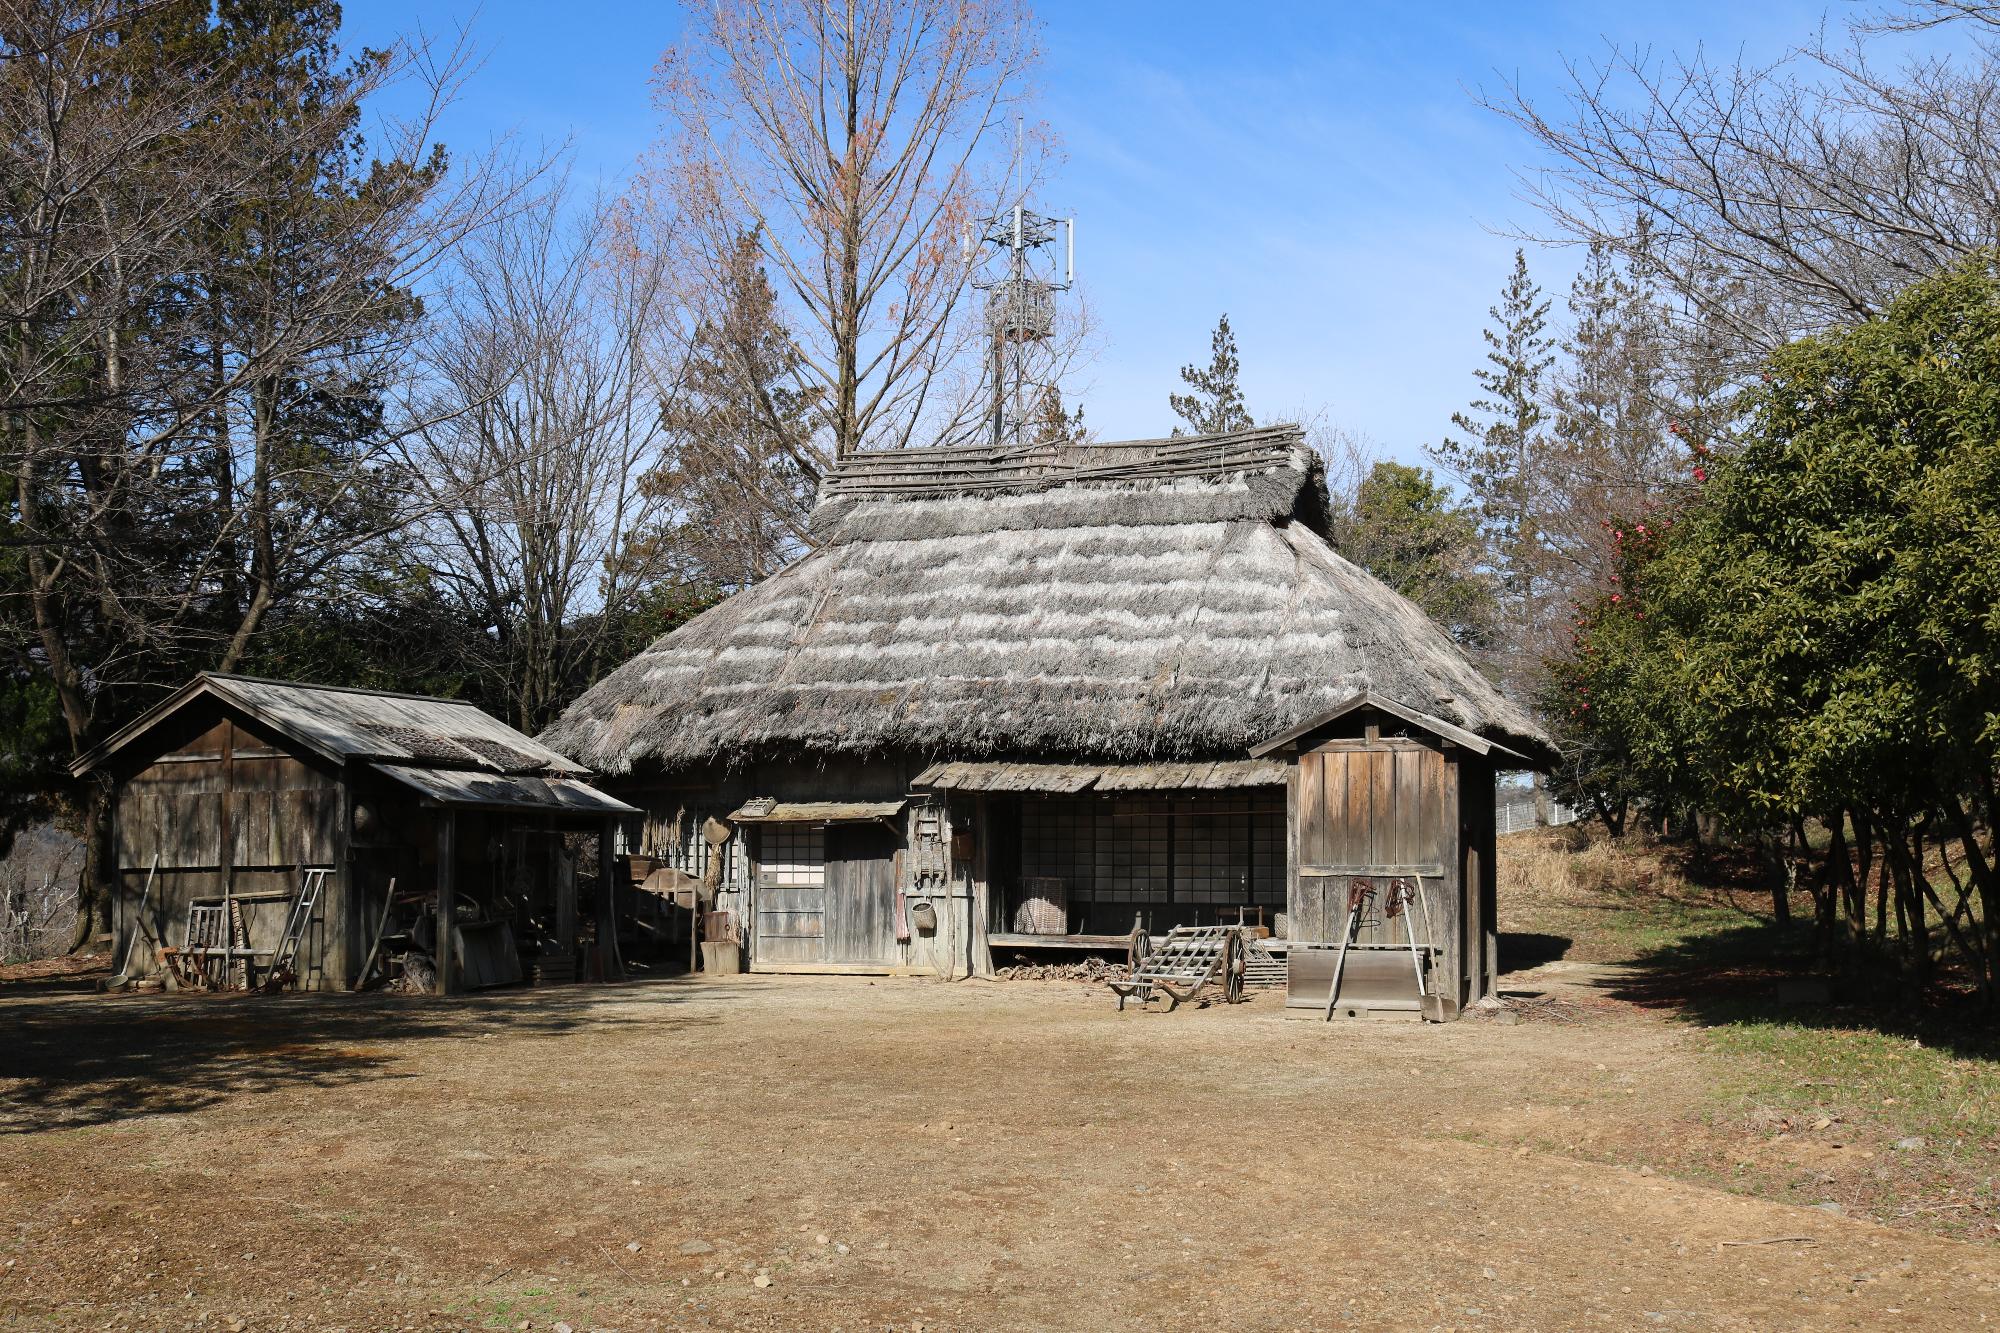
[[600, 817, 624, 983], [436, 810, 457, 997]]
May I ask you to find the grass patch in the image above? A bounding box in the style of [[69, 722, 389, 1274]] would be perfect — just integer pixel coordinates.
[[1706, 1020, 2000, 1158], [1501, 823, 2000, 1240], [1701, 1019, 2000, 1238], [1498, 825, 1782, 964]]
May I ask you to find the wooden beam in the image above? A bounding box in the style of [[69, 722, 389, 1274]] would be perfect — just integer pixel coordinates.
[[600, 818, 623, 982], [556, 833, 578, 964], [329, 770, 356, 990], [220, 723, 235, 988], [436, 812, 456, 997], [969, 794, 993, 977]]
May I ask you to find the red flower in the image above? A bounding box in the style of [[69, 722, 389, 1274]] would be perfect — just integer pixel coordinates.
[[1693, 466, 1708, 482]]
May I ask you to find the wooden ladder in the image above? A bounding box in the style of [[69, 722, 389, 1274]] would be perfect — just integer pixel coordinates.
[[263, 868, 330, 992]]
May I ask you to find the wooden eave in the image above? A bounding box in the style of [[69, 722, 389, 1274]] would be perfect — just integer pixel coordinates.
[[1246, 689, 1535, 766]]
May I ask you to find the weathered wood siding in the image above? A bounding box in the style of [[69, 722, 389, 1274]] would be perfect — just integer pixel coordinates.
[[615, 750, 968, 976], [825, 823, 898, 964], [1289, 739, 1456, 955], [1296, 742, 1446, 874], [112, 713, 347, 990]]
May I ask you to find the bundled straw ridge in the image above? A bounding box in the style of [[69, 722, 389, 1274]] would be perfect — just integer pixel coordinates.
[[542, 429, 1547, 773]]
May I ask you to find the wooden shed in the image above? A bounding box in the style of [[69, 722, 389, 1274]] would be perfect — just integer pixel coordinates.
[[71, 674, 634, 994], [1250, 690, 1528, 1020]]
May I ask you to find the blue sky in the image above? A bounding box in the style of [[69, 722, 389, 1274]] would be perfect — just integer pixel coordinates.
[[340, 0, 1869, 464]]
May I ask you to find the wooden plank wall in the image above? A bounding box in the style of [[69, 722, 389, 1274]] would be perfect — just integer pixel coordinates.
[[623, 752, 954, 976], [1296, 742, 1446, 873], [1283, 735, 1471, 1017], [113, 715, 347, 989], [826, 823, 898, 963], [1290, 740, 1455, 954]]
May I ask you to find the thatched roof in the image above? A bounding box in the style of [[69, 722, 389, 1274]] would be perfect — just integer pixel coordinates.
[[543, 427, 1550, 774]]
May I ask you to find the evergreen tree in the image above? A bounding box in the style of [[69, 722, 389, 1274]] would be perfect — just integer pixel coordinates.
[[1545, 239, 1677, 590], [1430, 249, 1556, 689], [1331, 461, 1497, 649], [635, 231, 816, 593], [1169, 314, 1254, 435], [1030, 384, 1088, 446]]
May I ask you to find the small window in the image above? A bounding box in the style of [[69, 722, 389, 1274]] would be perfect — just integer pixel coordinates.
[[758, 824, 825, 887]]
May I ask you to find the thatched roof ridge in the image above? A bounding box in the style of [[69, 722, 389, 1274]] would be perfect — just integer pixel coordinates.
[[542, 428, 1550, 773]]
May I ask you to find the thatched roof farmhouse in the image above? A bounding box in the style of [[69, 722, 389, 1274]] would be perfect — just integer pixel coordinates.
[[547, 426, 1549, 1014], [546, 426, 1544, 770]]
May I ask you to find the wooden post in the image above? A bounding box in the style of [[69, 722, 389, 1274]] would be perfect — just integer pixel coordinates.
[[968, 794, 993, 977], [599, 818, 622, 982], [556, 835, 578, 964], [219, 723, 235, 989], [1283, 761, 1299, 940], [1478, 764, 1499, 999], [436, 811, 456, 997], [1440, 756, 1463, 1014]]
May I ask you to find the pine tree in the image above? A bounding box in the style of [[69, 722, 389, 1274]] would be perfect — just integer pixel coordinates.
[[1169, 314, 1254, 435], [1430, 249, 1556, 690], [1330, 461, 1497, 648], [1546, 239, 1676, 587], [636, 232, 816, 593], [1030, 384, 1088, 446]]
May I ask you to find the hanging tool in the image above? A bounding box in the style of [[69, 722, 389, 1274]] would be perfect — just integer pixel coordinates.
[[1383, 877, 1429, 1001], [1323, 877, 1376, 1020], [1322, 875, 1436, 1020], [352, 877, 399, 992]]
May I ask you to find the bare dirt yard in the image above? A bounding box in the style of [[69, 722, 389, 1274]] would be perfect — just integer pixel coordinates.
[[3, 941, 1998, 1332]]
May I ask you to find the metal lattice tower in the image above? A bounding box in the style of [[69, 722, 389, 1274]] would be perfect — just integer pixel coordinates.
[[968, 131, 1074, 447]]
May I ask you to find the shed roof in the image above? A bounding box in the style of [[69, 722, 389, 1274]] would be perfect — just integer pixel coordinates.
[[73, 673, 587, 779], [1248, 689, 1539, 766], [726, 800, 907, 824], [372, 764, 637, 815], [542, 427, 1552, 772]]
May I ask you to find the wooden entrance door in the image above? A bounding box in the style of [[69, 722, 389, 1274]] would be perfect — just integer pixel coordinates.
[[752, 822, 898, 966], [825, 823, 897, 964], [753, 824, 826, 965], [1292, 742, 1446, 943]]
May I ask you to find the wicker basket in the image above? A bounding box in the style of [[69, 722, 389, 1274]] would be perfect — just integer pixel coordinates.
[[1012, 877, 1067, 934]]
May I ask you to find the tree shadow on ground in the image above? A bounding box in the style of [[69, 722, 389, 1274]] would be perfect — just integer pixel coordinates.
[[0, 979, 731, 1135], [1592, 919, 2000, 1064], [1498, 931, 1573, 972]]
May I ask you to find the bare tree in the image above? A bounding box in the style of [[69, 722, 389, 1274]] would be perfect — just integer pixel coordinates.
[[1, 0, 520, 943], [1486, 3, 2000, 361], [401, 177, 679, 732], [646, 0, 1041, 458]]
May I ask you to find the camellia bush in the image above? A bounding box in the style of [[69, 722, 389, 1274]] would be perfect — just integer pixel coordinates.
[[1547, 254, 2000, 1005]]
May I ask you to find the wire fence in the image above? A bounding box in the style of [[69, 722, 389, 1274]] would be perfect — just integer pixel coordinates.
[[1495, 797, 1584, 837]]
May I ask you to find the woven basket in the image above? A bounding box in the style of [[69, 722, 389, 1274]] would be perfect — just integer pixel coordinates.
[[1012, 877, 1068, 934]]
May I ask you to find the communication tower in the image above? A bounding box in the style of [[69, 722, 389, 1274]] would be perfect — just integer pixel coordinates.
[[968, 131, 1074, 447]]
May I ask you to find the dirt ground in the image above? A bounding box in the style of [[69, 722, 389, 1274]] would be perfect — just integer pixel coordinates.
[[4, 965, 1999, 1332]]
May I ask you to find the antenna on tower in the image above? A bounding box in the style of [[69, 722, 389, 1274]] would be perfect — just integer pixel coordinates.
[[968, 118, 1074, 448]]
